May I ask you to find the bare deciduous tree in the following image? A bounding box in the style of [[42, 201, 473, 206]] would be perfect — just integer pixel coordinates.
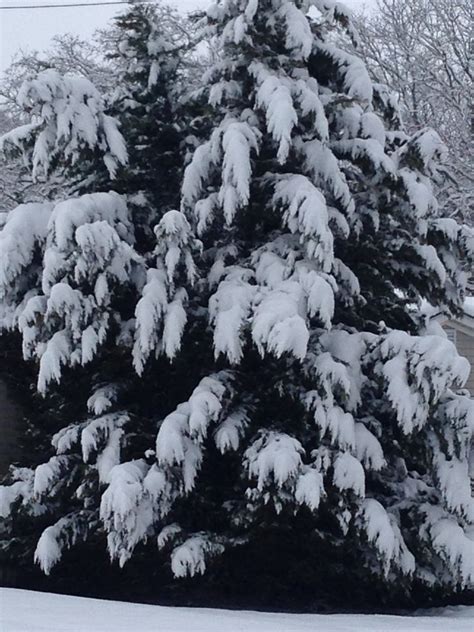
[[354, 0, 473, 222]]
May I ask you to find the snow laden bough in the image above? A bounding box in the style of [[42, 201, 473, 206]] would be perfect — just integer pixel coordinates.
[[0, 0, 473, 600], [0, 191, 140, 394], [0, 69, 127, 180]]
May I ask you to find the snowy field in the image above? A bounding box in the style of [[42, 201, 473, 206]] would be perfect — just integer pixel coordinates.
[[1, 589, 473, 632]]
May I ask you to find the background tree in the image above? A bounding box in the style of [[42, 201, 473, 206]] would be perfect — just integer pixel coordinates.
[[0, 34, 112, 116], [353, 0, 473, 223]]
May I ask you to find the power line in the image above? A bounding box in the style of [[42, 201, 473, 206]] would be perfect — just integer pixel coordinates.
[[0, 1, 153, 9]]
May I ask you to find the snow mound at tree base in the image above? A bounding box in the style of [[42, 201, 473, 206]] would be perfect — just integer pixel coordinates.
[[1, 588, 473, 632]]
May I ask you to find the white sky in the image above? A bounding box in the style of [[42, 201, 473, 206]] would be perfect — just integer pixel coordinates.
[[0, 0, 375, 73]]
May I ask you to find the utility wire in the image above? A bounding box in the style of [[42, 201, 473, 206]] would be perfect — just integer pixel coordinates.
[[0, 1, 153, 9]]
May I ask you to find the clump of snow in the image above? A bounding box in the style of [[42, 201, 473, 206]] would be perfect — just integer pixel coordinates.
[[182, 117, 260, 227], [214, 408, 249, 453], [273, 175, 333, 269], [209, 266, 256, 364], [294, 468, 325, 511], [380, 331, 470, 434], [0, 203, 52, 301], [171, 535, 224, 579], [397, 128, 448, 178], [34, 513, 90, 575], [333, 451, 365, 496], [425, 508, 474, 587], [354, 423, 385, 471], [100, 459, 156, 567], [133, 209, 200, 373], [316, 43, 373, 103], [435, 453, 474, 522], [358, 499, 415, 577], [87, 384, 120, 416], [81, 412, 128, 484], [0, 69, 128, 178], [300, 138, 353, 214], [0, 469, 35, 519], [252, 281, 310, 361], [251, 63, 297, 164], [33, 455, 71, 498], [245, 431, 304, 490], [464, 297, 474, 317]]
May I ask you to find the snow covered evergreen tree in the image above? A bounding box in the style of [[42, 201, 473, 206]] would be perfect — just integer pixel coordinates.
[[1, 0, 473, 605], [0, 1, 188, 588]]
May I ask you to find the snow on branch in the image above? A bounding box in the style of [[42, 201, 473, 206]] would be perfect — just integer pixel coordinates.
[[9, 192, 140, 392], [300, 139, 354, 215], [182, 118, 260, 227], [379, 331, 470, 434], [87, 383, 120, 416], [397, 129, 447, 177], [33, 455, 74, 499], [0, 468, 35, 519], [331, 138, 395, 178], [0, 202, 53, 329], [133, 210, 200, 371], [100, 460, 165, 567], [251, 281, 310, 361], [171, 534, 225, 579], [156, 374, 230, 491], [434, 451, 474, 523], [424, 508, 474, 588], [219, 119, 261, 222], [209, 266, 256, 364], [214, 407, 249, 453], [315, 43, 373, 103], [251, 63, 297, 164], [81, 412, 129, 484], [273, 175, 333, 269], [0, 202, 52, 296], [357, 499, 415, 578], [133, 269, 172, 372], [34, 511, 93, 575], [278, 1, 314, 60], [245, 430, 304, 491], [1, 69, 127, 179]]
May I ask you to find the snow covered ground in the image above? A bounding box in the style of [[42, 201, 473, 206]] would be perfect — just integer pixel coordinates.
[[1, 588, 473, 632]]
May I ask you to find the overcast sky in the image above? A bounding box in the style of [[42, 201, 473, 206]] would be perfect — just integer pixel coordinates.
[[0, 0, 375, 73]]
